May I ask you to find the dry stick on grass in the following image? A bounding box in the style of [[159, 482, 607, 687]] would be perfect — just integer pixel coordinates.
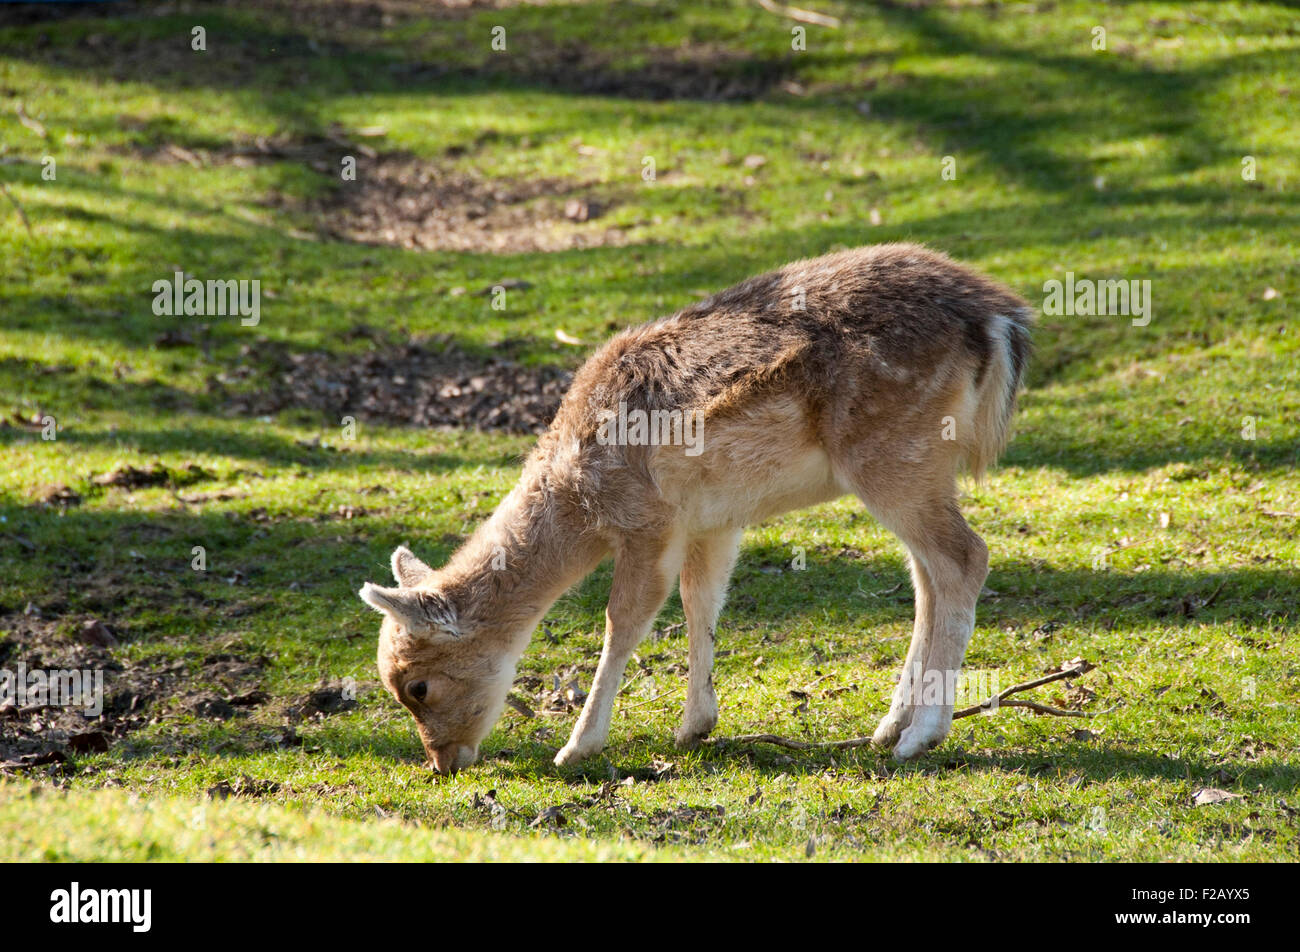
[[753, 0, 841, 28], [1, 184, 33, 236], [710, 660, 1107, 753]]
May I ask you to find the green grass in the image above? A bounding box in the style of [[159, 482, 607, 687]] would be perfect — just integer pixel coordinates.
[[1, 0, 1297, 862]]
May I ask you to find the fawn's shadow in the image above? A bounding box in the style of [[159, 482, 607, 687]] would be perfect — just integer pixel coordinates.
[[469, 729, 1299, 793]]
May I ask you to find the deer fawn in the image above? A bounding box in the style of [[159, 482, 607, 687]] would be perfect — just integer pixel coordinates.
[[359, 244, 1032, 773]]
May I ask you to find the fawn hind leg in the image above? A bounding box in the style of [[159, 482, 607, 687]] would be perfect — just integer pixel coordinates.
[[870, 551, 935, 748], [674, 528, 742, 748], [890, 502, 987, 759], [848, 464, 989, 760]]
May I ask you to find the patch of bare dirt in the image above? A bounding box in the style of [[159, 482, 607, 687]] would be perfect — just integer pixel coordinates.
[[0, 613, 280, 775], [34, 484, 82, 508], [115, 129, 626, 254], [0, 613, 168, 774], [218, 333, 571, 434], [286, 680, 359, 721], [321, 156, 626, 253], [234, 0, 556, 28], [458, 41, 796, 102]]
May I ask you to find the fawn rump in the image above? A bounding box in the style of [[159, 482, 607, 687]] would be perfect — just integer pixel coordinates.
[[359, 243, 1032, 773]]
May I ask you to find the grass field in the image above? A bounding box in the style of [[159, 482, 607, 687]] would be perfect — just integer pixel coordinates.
[[1, 0, 1297, 862]]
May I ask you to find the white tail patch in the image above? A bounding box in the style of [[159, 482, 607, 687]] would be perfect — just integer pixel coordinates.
[[964, 310, 1030, 480]]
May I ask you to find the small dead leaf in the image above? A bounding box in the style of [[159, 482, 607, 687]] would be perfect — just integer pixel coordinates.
[[650, 759, 676, 780], [92, 463, 171, 489], [563, 679, 588, 705], [530, 805, 566, 828], [79, 619, 119, 648], [564, 198, 601, 222], [506, 694, 534, 719], [1192, 787, 1242, 806], [67, 731, 111, 754]]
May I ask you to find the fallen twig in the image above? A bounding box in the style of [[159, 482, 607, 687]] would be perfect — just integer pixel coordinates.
[[1, 183, 33, 236], [16, 103, 48, 139], [710, 660, 1107, 753], [951, 659, 1095, 719], [620, 685, 684, 712], [753, 0, 841, 28], [1198, 578, 1228, 611]]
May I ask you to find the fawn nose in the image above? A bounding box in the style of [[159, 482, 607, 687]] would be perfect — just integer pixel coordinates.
[[428, 743, 461, 775]]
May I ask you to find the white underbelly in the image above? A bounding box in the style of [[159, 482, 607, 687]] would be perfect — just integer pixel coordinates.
[[646, 395, 848, 532], [669, 445, 845, 532]]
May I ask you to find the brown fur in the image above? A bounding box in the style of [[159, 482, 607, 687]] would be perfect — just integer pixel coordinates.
[[360, 243, 1032, 771]]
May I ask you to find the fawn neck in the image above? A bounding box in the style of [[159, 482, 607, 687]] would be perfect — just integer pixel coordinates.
[[439, 474, 606, 658]]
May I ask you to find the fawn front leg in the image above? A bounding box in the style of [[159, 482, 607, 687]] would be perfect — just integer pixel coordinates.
[[675, 529, 741, 748], [555, 533, 683, 766]]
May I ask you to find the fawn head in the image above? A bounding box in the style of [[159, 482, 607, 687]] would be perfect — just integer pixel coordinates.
[[359, 546, 512, 774]]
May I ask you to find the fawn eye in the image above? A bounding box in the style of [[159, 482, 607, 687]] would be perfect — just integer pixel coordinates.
[[408, 681, 428, 702]]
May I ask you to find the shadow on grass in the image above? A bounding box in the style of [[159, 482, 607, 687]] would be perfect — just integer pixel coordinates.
[[472, 729, 1300, 795], [0, 418, 486, 473], [3, 494, 1294, 630], [727, 541, 1298, 633], [0, 502, 472, 626]]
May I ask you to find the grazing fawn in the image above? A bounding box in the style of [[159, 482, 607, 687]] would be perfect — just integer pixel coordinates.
[[359, 244, 1032, 773]]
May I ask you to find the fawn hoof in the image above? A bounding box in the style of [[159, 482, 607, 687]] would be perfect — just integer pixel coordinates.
[[554, 740, 600, 767], [673, 726, 712, 749], [871, 709, 908, 748], [891, 709, 950, 761]]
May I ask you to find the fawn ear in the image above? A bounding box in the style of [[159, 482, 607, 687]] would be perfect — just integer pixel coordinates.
[[390, 545, 433, 588], [358, 583, 459, 639]]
